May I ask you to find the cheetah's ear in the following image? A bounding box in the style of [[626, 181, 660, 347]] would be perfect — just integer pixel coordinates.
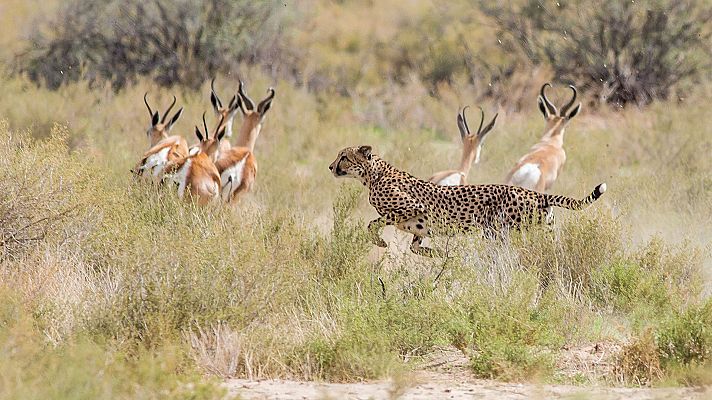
[[357, 145, 372, 160]]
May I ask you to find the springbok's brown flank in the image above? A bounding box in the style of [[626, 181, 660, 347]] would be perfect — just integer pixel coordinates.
[[216, 80, 275, 203], [164, 113, 225, 206], [133, 93, 188, 180], [215, 148, 256, 203], [430, 106, 498, 186], [505, 83, 581, 192], [330, 145, 606, 257]]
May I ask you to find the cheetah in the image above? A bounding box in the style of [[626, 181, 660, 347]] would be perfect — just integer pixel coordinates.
[[329, 145, 607, 257]]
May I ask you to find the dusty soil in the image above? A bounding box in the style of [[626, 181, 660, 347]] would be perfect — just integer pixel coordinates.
[[224, 373, 709, 400], [223, 346, 710, 399]]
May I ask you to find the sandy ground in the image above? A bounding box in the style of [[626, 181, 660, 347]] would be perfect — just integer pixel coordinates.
[[224, 372, 710, 400], [223, 345, 710, 400]]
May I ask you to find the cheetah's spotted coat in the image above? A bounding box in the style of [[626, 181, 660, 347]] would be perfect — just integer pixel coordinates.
[[329, 146, 607, 256]]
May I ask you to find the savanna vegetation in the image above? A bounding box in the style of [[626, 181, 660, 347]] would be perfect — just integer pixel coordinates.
[[1, 0, 711, 398]]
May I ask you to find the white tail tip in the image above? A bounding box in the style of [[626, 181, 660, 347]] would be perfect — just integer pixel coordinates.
[[599, 183, 607, 194]]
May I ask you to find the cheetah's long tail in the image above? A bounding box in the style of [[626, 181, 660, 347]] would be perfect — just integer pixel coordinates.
[[543, 183, 607, 211]]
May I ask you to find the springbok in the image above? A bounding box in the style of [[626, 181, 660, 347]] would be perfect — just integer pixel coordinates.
[[133, 93, 189, 181], [429, 106, 498, 186], [163, 113, 225, 205], [209, 78, 242, 154], [215, 80, 275, 203], [505, 83, 581, 191]]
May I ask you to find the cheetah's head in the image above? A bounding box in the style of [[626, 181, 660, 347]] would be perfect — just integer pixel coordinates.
[[329, 145, 373, 183]]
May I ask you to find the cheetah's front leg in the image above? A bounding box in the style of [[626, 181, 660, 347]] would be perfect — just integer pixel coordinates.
[[367, 216, 392, 248]]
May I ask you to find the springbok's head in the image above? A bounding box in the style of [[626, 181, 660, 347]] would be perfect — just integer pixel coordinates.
[[537, 83, 581, 135], [457, 106, 498, 164], [194, 112, 226, 162], [237, 80, 275, 134], [210, 78, 242, 137], [144, 93, 184, 146]]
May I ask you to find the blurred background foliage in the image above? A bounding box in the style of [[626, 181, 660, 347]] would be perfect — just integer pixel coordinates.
[[6, 0, 711, 108]]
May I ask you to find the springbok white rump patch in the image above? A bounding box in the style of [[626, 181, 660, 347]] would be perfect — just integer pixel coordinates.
[[437, 172, 463, 186], [142, 147, 172, 181], [510, 163, 541, 190], [172, 158, 193, 199], [220, 157, 247, 201]]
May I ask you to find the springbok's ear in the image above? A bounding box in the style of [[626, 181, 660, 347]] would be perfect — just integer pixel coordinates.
[[151, 111, 160, 127], [566, 103, 581, 120], [194, 126, 204, 142], [479, 113, 498, 138], [259, 100, 273, 117], [537, 96, 548, 118], [166, 107, 183, 131], [457, 106, 471, 141], [228, 94, 241, 113], [357, 145, 372, 160], [257, 88, 275, 117], [238, 80, 255, 111]]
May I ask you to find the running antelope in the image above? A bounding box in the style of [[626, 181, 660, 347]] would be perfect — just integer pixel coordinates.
[[505, 83, 581, 191], [209, 78, 242, 154], [133, 94, 189, 181], [215, 81, 275, 203], [429, 106, 498, 186], [163, 113, 225, 205]]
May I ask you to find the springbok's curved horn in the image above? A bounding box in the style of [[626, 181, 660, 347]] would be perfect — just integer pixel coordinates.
[[476, 106, 485, 135], [144, 92, 153, 118], [540, 83, 557, 115], [161, 95, 177, 123], [457, 106, 471, 139], [210, 78, 223, 108], [202, 111, 209, 141], [560, 85, 577, 115], [214, 114, 226, 137]]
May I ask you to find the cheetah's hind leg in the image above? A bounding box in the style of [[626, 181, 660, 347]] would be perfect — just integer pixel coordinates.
[[395, 215, 442, 257], [410, 235, 443, 258]]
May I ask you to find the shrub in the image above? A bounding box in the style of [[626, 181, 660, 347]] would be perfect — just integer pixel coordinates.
[[614, 300, 712, 386], [614, 330, 662, 386], [20, 0, 290, 89], [589, 238, 704, 324], [0, 123, 95, 261], [591, 261, 670, 313], [479, 0, 712, 106], [515, 211, 624, 298], [0, 290, 224, 400], [464, 271, 558, 381], [657, 300, 712, 368]]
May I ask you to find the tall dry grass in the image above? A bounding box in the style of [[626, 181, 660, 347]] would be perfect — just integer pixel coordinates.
[[0, 58, 710, 391]]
